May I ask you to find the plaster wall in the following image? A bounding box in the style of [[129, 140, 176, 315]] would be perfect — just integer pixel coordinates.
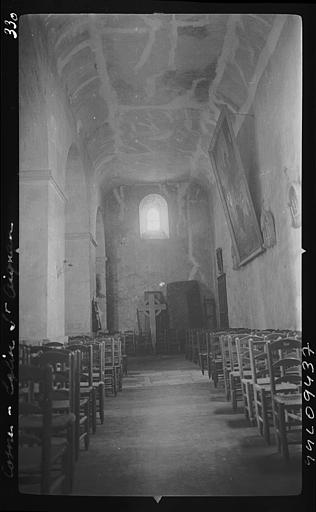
[[46, 183, 66, 340], [19, 177, 49, 340], [19, 16, 74, 179], [65, 235, 92, 335], [210, 16, 301, 330], [19, 17, 49, 171], [104, 182, 214, 331]]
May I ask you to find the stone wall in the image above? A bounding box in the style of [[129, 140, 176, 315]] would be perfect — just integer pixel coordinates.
[[104, 181, 214, 331]]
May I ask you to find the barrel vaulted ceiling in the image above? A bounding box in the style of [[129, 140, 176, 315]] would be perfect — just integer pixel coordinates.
[[41, 13, 286, 192]]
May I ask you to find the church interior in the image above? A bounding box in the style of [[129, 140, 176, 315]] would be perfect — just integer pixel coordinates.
[[18, 13, 302, 496]]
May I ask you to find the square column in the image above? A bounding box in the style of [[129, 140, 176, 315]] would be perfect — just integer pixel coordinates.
[[65, 232, 97, 336], [19, 170, 68, 344]]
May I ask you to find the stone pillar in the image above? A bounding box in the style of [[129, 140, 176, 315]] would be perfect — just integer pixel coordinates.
[[65, 232, 97, 336], [96, 255, 107, 330], [19, 170, 68, 345]]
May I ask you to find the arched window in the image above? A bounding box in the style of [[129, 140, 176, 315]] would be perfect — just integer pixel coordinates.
[[139, 194, 169, 239], [147, 207, 160, 232]]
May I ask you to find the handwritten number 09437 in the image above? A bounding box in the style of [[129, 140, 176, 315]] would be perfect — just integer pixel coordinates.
[[4, 13, 18, 39]]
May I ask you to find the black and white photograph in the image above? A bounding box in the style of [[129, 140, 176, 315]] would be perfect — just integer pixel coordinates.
[[2, 3, 315, 505]]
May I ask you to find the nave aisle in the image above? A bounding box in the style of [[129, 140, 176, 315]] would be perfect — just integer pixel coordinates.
[[72, 355, 301, 496]]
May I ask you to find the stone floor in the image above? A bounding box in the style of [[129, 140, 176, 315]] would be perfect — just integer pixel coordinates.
[[71, 355, 301, 496]]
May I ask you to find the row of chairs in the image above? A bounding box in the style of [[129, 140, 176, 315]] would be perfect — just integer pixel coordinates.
[[18, 335, 125, 494], [156, 329, 181, 354], [121, 331, 137, 355], [186, 327, 302, 460], [121, 329, 182, 355]]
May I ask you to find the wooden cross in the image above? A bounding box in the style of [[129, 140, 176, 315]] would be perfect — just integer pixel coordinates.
[[138, 293, 166, 353]]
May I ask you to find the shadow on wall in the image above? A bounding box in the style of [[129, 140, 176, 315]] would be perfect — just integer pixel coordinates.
[[166, 280, 217, 332]]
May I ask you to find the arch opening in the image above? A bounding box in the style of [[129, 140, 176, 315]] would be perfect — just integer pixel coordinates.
[[139, 194, 169, 239]]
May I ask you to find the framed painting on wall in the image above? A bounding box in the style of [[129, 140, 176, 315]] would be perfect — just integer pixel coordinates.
[[208, 106, 265, 267]]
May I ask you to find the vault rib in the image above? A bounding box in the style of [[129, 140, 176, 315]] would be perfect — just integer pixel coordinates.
[[70, 75, 99, 100], [134, 27, 157, 71], [57, 40, 91, 75], [87, 14, 122, 154], [118, 97, 205, 112], [134, 15, 162, 72], [234, 15, 287, 135], [208, 14, 240, 109], [55, 19, 149, 49], [54, 17, 89, 49], [233, 60, 249, 89], [168, 14, 178, 68], [95, 155, 117, 176]]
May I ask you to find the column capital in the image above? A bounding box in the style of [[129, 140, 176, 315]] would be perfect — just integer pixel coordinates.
[[65, 231, 98, 247], [19, 169, 68, 202]]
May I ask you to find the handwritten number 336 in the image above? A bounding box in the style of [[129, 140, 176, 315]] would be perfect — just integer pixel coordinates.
[[4, 13, 18, 38]]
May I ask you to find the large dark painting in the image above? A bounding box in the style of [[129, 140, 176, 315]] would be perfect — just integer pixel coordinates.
[[209, 106, 264, 267], [166, 281, 204, 330]]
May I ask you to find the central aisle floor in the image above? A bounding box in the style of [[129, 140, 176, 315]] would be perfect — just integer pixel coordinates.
[[72, 355, 301, 496]]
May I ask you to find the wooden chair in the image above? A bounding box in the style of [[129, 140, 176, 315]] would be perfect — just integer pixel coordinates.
[[220, 333, 233, 400], [197, 330, 208, 375], [90, 341, 105, 424], [249, 336, 276, 443], [218, 329, 252, 403], [43, 341, 65, 349], [120, 335, 128, 376], [35, 349, 85, 463], [238, 331, 279, 424], [19, 344, 32, 401], [122, 330, 136, 355], [98, 337, 117, 396], [249, 335, 300, 444], [267, 337, 302, 459], [67, 343, 97, 434], [19, 343, 31, 365], [207, 331, 225, 388], [19, 363, 73, 494], [228, 333, 253, 412], [114, 336, 123, 392], [236, 335, 263, 423], [68, 335, 93, 344]]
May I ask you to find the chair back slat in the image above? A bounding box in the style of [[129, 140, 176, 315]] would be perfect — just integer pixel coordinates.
[[67, 344, 93, 387], [19, 344, 31, 365], [235, 335, 253, 379], [36, 349, 76, 412], [248, 337, 267, 383], [19, 363, 53, 494], [267, 337, 302, 395]]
